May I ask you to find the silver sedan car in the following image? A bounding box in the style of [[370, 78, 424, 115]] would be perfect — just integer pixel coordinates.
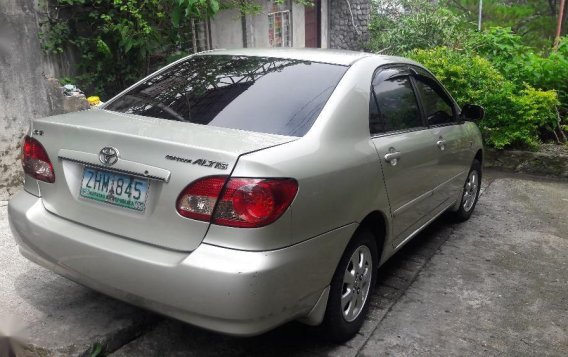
[[8, 48, 483, 342]]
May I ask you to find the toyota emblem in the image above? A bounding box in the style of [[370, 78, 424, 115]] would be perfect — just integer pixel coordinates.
[[99, 147, 119, 166]]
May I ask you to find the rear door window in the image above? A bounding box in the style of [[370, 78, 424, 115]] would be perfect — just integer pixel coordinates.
[[371, 75, 423, 133], [105, 55, 348, 137]]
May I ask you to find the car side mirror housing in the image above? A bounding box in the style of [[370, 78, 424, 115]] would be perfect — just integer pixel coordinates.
[[461, 104, 485, 121]]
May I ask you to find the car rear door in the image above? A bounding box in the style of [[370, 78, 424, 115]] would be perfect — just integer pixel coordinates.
[[369, 66, 440, 246], [411, 67, 471, 205]]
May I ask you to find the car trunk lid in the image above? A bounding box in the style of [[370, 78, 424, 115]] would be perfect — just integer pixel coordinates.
[[32, 109, 296, 251]]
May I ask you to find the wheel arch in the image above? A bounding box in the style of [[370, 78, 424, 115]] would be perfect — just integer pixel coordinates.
[[355, 210, 388, 263]]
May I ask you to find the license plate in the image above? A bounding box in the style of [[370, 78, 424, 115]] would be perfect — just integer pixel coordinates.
[[79, 167, 149, 212]]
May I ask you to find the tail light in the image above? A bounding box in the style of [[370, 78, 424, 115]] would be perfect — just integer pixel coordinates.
[[21, 135, 55, 183], [176, 176, 298, 228], [176, 176, 227, 221]]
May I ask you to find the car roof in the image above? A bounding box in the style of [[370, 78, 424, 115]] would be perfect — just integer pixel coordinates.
[[201, 48, 419, 67]]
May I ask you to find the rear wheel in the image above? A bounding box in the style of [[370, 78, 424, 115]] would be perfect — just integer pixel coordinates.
[[322, 230, 378, 343], [452, 159, 482, 222]]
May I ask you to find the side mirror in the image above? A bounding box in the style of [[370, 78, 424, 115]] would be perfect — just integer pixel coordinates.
[[461, 104, 485, 121]]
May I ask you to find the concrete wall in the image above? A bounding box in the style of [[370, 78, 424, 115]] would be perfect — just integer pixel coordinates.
[[291, 1, 305, 48], [329, 0, 370, 50], [321, 0, 329, 48], [246, 2, 271, 48], [0, 0, 361, 199], [0, 0, 78, 199], [1, 0, 53, 198], [210, 0, 307, 49], [210, 9, 244, 49], [208, 0, 365, 51]]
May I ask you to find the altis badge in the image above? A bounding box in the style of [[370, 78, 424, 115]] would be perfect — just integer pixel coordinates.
[[165, 155, 229, 170]]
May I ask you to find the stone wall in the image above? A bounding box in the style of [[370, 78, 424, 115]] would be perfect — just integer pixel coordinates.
[[484, 149, 568, 179], [329, 0, 370, 50], [0, 0, 79, 199]]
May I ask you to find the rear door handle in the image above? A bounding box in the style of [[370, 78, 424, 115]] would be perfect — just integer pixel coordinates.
[[436, 140, 446, 151], [384, 151, 401, 165]]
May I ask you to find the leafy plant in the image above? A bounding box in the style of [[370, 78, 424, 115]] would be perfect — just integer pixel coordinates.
[[40, 0, 312, 99], [40, 0, 178, 97], [368, 0, 475, 54], [470, 28, 568, 141], [89, 342, 104, 357], [39, 21, 70, 54], [470, 28, 568, 108], [368, 0, 567, 149], [409, 47, 559, 150], [443, 0, 561, 50]]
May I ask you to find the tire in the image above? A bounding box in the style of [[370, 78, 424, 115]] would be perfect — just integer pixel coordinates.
[[452, 159, 482, 222], [322, 229, 378, 343]]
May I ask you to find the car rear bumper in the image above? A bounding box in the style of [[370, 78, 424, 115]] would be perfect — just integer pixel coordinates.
[[8, 190, 354, 336]]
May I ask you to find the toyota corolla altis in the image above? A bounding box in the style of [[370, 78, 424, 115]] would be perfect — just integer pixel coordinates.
[[8, 48, 484, 342]]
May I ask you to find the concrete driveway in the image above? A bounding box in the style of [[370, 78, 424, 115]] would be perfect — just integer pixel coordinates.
[[1, 170, 567, 356]]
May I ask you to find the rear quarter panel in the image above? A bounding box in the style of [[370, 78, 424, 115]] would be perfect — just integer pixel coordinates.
[[203, 57, 393, 251]]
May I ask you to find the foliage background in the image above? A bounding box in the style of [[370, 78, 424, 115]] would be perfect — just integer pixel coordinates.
[[40, 0, 311, 97], [40, 0, 568, 150], [41, 0, 199, 96], [369, 0, 567, 149]]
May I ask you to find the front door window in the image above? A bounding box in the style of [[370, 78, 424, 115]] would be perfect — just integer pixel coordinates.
[[414, 77, 456, 126]]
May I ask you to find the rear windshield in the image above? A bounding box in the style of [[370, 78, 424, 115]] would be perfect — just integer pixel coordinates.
[[105, 55, 348, 136]]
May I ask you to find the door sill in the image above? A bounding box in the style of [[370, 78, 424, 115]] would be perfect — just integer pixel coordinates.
[[393, 201, 453, 251]]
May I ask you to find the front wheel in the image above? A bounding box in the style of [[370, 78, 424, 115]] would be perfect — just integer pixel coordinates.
[[452, 159, 482, 222], [322, 230, 378, 343]]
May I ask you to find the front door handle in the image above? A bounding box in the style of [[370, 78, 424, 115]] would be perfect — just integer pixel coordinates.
[[436, 140, 446, 151], [384, 151, 401, 165]]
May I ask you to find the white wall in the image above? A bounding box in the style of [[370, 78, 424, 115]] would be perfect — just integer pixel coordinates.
[[0, 0, 78, 198], [321, 0, 329, 48], [291, 1, 305, 48], [247, 2, 271, 48], [209, 9, 244, 49], [210, 0, 308, 49], [210, 2, 271, 48]]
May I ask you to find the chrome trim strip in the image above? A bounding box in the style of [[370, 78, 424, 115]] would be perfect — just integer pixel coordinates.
[[394, 170, 465, 217], [432, 170, 466, 194], [393, 190, 432, 217], [371, 126, 428, 139], [58, 149, 171, 182], [394, 201, 454, 251]]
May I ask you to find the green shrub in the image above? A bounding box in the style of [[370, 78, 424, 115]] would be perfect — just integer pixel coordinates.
[[368, 0, 473, 55], [526, 39, 568, 112], [471, 28, 568, 111], [42, 0, 176, 98], [41, 0, 312, 99], [409, 47, 559, 150], [368, 2, 567, 149]]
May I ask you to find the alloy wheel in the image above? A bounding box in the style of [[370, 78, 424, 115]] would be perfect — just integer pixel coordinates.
[[341, 245, 373, 322], [462, 169, 479, 212]]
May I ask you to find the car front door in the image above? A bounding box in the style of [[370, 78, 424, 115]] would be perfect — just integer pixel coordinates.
[[369, 66, 440, 247], [411, 69, 471, 205]]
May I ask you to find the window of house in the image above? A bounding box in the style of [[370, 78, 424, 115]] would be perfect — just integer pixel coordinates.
[[372, 76, 422, 133], [268, 1, 291, 47], [414, 77, 455, 126]]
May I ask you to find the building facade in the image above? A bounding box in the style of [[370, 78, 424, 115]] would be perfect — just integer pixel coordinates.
[[0, 0, 372, 199], [203, 0, 370, 51]]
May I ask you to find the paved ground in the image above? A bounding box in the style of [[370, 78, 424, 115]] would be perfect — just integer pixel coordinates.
[[1, 170, 567, 356]]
